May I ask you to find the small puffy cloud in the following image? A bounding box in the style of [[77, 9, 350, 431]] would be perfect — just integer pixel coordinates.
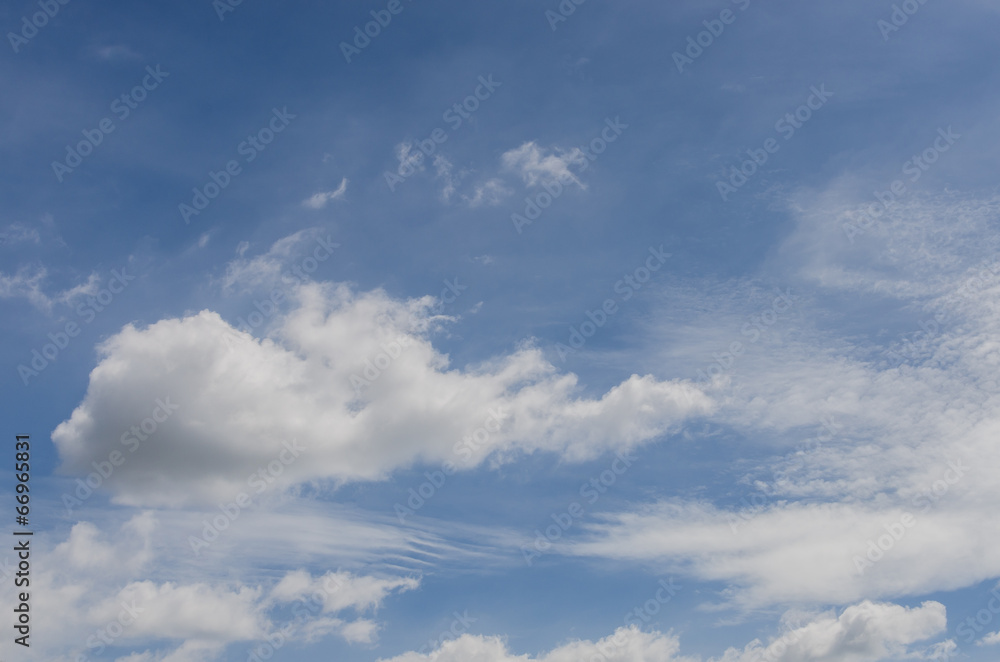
[[303, 178, 348, 209], [340, 619, 380, 644], [267, 570, 417, 645], [269, 570, 418, 614], [52, 521, 123, 569], [717, 601, 946, 662], [466, 178, 512, 207], [978, 630, 1000, 646], [501, 141, 587, 189], [49, 512, 155, 579]]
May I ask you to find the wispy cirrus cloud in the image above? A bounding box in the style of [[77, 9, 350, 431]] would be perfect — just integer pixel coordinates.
[[302, 177, 349, 209]]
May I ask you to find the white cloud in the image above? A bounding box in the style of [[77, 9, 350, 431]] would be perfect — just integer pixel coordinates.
[[267, 570, 417, 644], [978, 630, 1000, 646], [112, 641, 226, 662], [466, 178, 512, 207], [53, 519, 150, 571], [340, 619, 380, 644], [392, 146, 509, 207], [51, 272, 710, 507], [379, 601, 944, 662], [0, 513, 261, 660], [433, 157, 509, 207], [501, 141, 588, 189], [379, 625, 692, 662], [0, 512, 421, 661], [0, 215, 64, 249], [560, 191, 1000, 608], [395, 142, 426, 176], [0, 265, 100, 312], [97, 581, 265, 642], [269, 570, 418, 614], [433, 155, 464, 203], [779, 184, 1000, 300], [56, 272, 102, 303], [0, 265, 54, 310], [715, 601, 946, 662], [572, 498, 1000, 609], [0, 223, 41, 245], [219, 228, 337, 294], [302, 178, 348, 209]]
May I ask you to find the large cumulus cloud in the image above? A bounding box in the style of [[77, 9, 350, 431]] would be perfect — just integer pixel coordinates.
[[52, 279, 711, 507]]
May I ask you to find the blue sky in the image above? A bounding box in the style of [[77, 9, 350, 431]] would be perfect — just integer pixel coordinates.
[[3, 0, 1000, 660]]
